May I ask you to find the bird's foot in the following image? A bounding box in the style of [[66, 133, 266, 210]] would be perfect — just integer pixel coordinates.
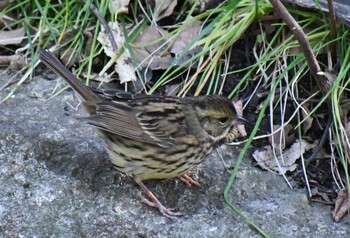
[[137, 181, 183, 219], [180, 173, 201, 187]]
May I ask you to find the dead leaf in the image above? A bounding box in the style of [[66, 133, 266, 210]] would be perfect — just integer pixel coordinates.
[[165, 84, 180, 96], [344, 118, 350, 140], [189, 0, 223, 12], [109, 0, 130, 14], [153, 0, 177, 21], [97, 22, 137, 83], [310, 188, 334, 205], [84, 29, 94, 54], [231, 99, 247, 137], [253, 139, 315, 175], [301, 104, 313, 133], [269, 124, 295, 149], [132, 25, 172, 70], [171, 20, 202, 56], [82, 72, 114, 83], [59, 48, 81, 67], [0, 54, 26, 70], [0, 27, 25, 45], [332, 188, 350, 222], [0, 0, 11, 10]]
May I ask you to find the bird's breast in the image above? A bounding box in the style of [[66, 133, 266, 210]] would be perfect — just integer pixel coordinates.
[[104, 134, 214, 181]]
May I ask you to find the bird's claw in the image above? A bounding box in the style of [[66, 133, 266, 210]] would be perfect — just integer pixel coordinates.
[[141, 197, 183, 218]]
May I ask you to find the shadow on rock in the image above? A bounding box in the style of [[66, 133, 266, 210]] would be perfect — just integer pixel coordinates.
[[32, 136, 127, 192]]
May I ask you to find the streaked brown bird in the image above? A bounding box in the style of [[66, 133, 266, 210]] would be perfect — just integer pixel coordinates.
[[39, 49, 246, 218]]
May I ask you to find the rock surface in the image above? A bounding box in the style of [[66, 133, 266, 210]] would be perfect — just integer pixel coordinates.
[[0, 73, 349, 237], [283, 0, 350, 26]]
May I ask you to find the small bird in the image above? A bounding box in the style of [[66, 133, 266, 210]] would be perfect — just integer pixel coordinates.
[[39, 49, 246, 218]]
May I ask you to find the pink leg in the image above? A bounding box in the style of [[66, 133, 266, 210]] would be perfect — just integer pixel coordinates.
[[137, 181, 183, 219], [180, 173, 201, 187]]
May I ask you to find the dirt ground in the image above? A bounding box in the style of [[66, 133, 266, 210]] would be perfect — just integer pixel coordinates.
[[0, 72, 349, 237]]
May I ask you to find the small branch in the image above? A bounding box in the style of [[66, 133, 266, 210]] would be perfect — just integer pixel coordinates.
[[326, 0, 337, 66], [83, 0, 118, 52], [268, 0, 333, 95]]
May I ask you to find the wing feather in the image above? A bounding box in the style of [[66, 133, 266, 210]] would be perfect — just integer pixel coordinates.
[[82, 98, 189, 148]]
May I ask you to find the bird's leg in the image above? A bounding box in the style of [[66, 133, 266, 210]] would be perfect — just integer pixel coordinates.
[[180, 172, 201, 187], [136, 181, 183, 218]]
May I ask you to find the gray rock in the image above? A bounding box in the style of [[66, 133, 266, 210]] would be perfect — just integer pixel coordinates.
[[283, 0, 350, 27]]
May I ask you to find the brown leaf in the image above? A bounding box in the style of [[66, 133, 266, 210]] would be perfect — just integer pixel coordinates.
[[231, 99, 247, 137], [0, 0, 11, 10], [310, 188, 333, 204], [97, 22, 137, 83], [132, 25, 172, 70], [333, 188, 350, 222], [154, 0, 177, 21], [0, 27, 25, 45], [171, 21, 203, 56], [82, 72, 114, 83], [189, 0, 224, 12], [109, 0, 130, 14], [301, 104, 313, 133], [345, 118, 350, 140], [0, 54, 26, 70], [269, 124, 295, 149], [165, 84, 180, 96], [253, 139, 315, 175]]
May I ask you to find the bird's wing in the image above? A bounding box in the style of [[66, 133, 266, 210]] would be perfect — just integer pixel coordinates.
[[136, 97, 189, 146], [83, 97, 189, 148]]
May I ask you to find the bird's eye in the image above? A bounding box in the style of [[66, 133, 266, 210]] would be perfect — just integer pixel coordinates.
[[218, 117, 229, 124]]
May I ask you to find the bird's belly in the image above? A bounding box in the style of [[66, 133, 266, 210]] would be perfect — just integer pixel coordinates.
[[105, 136, 212, 181]]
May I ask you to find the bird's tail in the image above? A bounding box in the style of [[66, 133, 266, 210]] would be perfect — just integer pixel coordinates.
[[39, 49, 98, 101]]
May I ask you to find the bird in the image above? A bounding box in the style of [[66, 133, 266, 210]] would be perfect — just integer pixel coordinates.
[[39, 49, 246, 218]]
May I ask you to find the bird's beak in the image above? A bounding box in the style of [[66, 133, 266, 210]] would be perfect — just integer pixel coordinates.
[[232, 115, 249, 125]]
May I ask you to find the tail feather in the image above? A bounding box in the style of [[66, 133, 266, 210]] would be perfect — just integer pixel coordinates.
[[39, 49, 98, 102]]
